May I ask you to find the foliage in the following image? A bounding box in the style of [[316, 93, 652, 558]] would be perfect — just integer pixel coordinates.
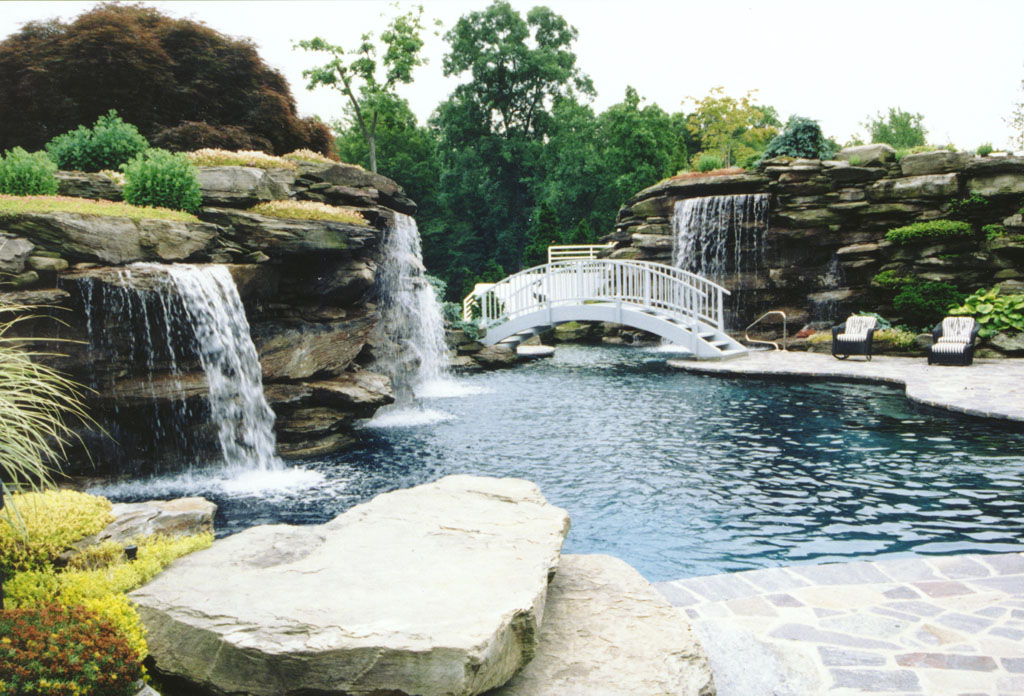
[[947, 193, 989, 221], [0, 491, 111, 573], [248, 200, 368, 225], [149, 121, 273, 154], [862, 107, 927, 149], [0, 149, 58, 196], [0, 308, 92, 505], [948, 286, 1024, 337], [186, 148, 297, 170], [298, 5, 430, 173], [98, 170, 125, 186], [121, 149, 202, 214], [758, 116, 836, 162], [875, 327, 918, 351], [283, 148, 338, 165], [984, 223, 1006, 240], [893, 280, 964, 329], [0, 603, 141, 696], [1008, 74, 1024, 151], [871, 270, 915, 289], [44, 110, 149, 173], [696, 153, 725, 172], [0, 195, 198, 223], [885, 219, 972, 245], [685, 87, 779, 169], [977, 142, 994, 157], [0, 4, 328, 156], [7, 532, 215, 660], [669, 168, 746, 181]]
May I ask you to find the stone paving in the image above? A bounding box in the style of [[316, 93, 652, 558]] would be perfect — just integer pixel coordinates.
[[657, 351, 1024, 694], [655, 553, 1024, 696], [666, 352, 1024, 423]]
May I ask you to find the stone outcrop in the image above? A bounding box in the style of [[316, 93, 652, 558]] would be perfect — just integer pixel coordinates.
[[491, 554, 716, 696], [612, 150, 1024, 347], [0, 160, 423, 473], [132, 476, 571, 696]]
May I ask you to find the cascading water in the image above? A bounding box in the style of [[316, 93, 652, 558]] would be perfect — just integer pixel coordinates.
[[155, 264, 280, 471], [372, 213, 450, 402], [72, 263, 280, 473], [671, 193, 769, 282]]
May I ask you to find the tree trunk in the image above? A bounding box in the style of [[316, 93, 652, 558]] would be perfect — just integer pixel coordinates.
[[369, 136, 377, 174]]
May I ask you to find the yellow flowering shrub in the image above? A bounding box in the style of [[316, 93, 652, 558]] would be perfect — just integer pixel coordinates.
[[0, 490, 112, 572], [6, 532, 214, 659], [249, 199, 369, 225]]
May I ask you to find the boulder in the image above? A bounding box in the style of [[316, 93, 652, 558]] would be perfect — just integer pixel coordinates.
[[899, 150, 972, 176], [0, 212, 218, 264], [27, 255, 69, 272], [131, 475, 571, 696], [55, 170, 124, 201], [966, 156, 1024, 197], [491, 555, 715, 696], [989, 331, 1024, 355], [0, 234, 34, 273], [196, 166, 293, 207], [867, 173, 959, 200], [202, 207, 378, 257], [473, 343, 521, 368], [308, 371, 394, 417], [298, 162, 416, 215], [834, 144, 896, 166], [630, 233, 674, 250], [252, 314, 378, 381]]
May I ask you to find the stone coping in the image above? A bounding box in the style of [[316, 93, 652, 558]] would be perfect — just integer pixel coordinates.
[[667, 352, 1024, 424], [656, 552, 1024, 696]]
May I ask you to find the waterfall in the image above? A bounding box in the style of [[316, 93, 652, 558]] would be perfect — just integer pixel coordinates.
[[372, 213, 450, 401], [671, 194, 769, 284], [72, 263, 280, 472]]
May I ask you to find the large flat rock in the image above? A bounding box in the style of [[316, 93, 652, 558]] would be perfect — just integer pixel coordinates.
[[490, 555, 716, 696], [131, 476, 571, 696]]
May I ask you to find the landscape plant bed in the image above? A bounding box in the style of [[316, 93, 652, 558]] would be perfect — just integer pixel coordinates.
[[0, 194, 199, 223], [187, 148, 298, 171], [247, 199, 370, 225]]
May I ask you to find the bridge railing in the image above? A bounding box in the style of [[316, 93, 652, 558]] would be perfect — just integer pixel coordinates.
[[547, 243, 616, 263], [464, 259, 730, 331]]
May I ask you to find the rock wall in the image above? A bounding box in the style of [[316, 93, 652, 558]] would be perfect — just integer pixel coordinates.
[[0, 162, 418, 475], [610, 147, 1024, 338]]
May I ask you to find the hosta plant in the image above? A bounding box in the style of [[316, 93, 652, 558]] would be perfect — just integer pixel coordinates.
[[948, 287, 1024, 337]]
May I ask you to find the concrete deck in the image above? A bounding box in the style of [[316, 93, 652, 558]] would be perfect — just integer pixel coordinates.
[[656, 553, 1024, 696], [667, 352, 1024, 423], [659, 352, 1023, 694]]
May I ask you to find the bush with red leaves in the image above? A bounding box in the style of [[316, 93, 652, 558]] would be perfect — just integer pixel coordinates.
[[0, 603, 141, 696], [0, 3, 332, 157]]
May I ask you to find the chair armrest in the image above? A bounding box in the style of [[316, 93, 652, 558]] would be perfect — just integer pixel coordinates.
[[932, 323, 943, 342], [969, 324, 980, 345], [831, 325, 843, 339], [865, 328, 876, 341]]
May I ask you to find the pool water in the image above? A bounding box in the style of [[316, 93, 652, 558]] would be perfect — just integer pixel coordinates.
[[95, 344, 1024, 582]]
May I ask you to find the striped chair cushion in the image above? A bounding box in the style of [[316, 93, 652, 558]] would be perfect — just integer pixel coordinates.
[[931, 342, 969, 354], [940, 316, 975, 343], [837, 315, 877, 341]]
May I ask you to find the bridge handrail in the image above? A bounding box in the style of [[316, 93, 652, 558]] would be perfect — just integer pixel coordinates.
[[465, 259, 731, 331], [547, 243, 616, 263]]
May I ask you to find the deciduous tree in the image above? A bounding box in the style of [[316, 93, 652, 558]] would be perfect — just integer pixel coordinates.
[[862, 107, 927, 149]]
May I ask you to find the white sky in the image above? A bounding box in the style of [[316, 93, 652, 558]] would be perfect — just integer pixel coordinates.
[[2, 0, 1023, 150]]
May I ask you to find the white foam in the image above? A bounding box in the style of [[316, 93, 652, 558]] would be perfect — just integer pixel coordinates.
[[365, 407, 455, 428], [415, 378, 490, 399], [89, 465, 326, 500]]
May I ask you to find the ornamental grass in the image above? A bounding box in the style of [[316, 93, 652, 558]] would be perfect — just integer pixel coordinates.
[[668, 168, 747, 181], [186, 148, 297, 171], [248, 199, 369, 225], [282, 148, 339, 165], [0, 195, 198, 223]]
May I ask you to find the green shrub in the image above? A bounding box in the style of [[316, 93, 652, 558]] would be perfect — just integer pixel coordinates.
[[983, 223, 1006, 240], [44, 110, 149, 172], [0, 603, 142, 696], [885, 219, 973, 245], [977, 142, 994, 157], [122, 149, 202, 213], [696, 153, 725, 172], [947, 193, 990, 220], [875, 327, 918, 351], [0, 148, 58, 196], [871, 270, 915, 289], [759, 116, 836, 162], [948, 286, 1024, 337], [893, 280, 964, 328]]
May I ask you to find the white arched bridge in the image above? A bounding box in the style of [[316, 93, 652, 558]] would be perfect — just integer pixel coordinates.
[[462, 246, 748, 360]]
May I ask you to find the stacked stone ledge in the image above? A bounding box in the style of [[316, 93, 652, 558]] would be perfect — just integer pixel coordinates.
[[0, 161, 422, 472], [129, 476, 716, 696], [607, 146, 1024, 355]]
